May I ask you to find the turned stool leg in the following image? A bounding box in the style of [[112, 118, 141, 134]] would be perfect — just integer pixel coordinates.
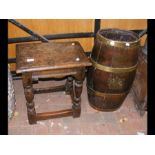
[[72, 69, 85, 117], [65, 76, 73, 95], [22, 73, 36, 124]]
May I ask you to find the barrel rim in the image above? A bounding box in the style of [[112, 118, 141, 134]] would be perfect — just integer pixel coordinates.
[[97, 28, 141, 48]]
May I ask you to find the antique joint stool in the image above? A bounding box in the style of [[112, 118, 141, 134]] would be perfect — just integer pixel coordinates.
[[16, 42, 91, 124]]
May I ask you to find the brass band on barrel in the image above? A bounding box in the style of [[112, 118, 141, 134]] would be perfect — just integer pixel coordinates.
[[87, 86, 128, 98], [97, 32, 140, 48], [90, 58, 137, 73]]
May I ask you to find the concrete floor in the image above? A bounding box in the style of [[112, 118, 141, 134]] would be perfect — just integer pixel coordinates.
[[8, 79, 147, 135]]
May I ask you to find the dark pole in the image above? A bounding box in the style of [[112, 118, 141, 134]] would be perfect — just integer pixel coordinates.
[[8, 58, 16, 63], [8, 32, 94, 44], [94, 19, 101, 39], [8, 19, 49, 43]]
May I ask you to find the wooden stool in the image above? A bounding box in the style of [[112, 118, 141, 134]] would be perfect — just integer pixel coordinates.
[[16, 42, 92, 124]]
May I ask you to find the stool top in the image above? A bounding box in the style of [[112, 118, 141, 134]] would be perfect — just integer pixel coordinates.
[[16, 42, 92, 73]]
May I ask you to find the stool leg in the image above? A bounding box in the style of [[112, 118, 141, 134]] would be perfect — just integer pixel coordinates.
[[65, 76, 73, 95], [22, 73, 36, 124], [72, 69, 85, 117]]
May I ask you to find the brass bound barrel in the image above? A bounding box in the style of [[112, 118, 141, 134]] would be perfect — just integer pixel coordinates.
[[87, 29, 141, 111]]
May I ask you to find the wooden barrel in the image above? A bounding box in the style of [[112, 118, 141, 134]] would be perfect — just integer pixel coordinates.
[[87, 28, 141, 111]]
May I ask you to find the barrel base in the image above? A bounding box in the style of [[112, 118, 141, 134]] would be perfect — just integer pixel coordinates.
[[87, 89, 128, 111]]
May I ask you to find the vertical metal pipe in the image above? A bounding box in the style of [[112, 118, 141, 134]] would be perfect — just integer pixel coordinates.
[[94, 19, 101, 39]]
